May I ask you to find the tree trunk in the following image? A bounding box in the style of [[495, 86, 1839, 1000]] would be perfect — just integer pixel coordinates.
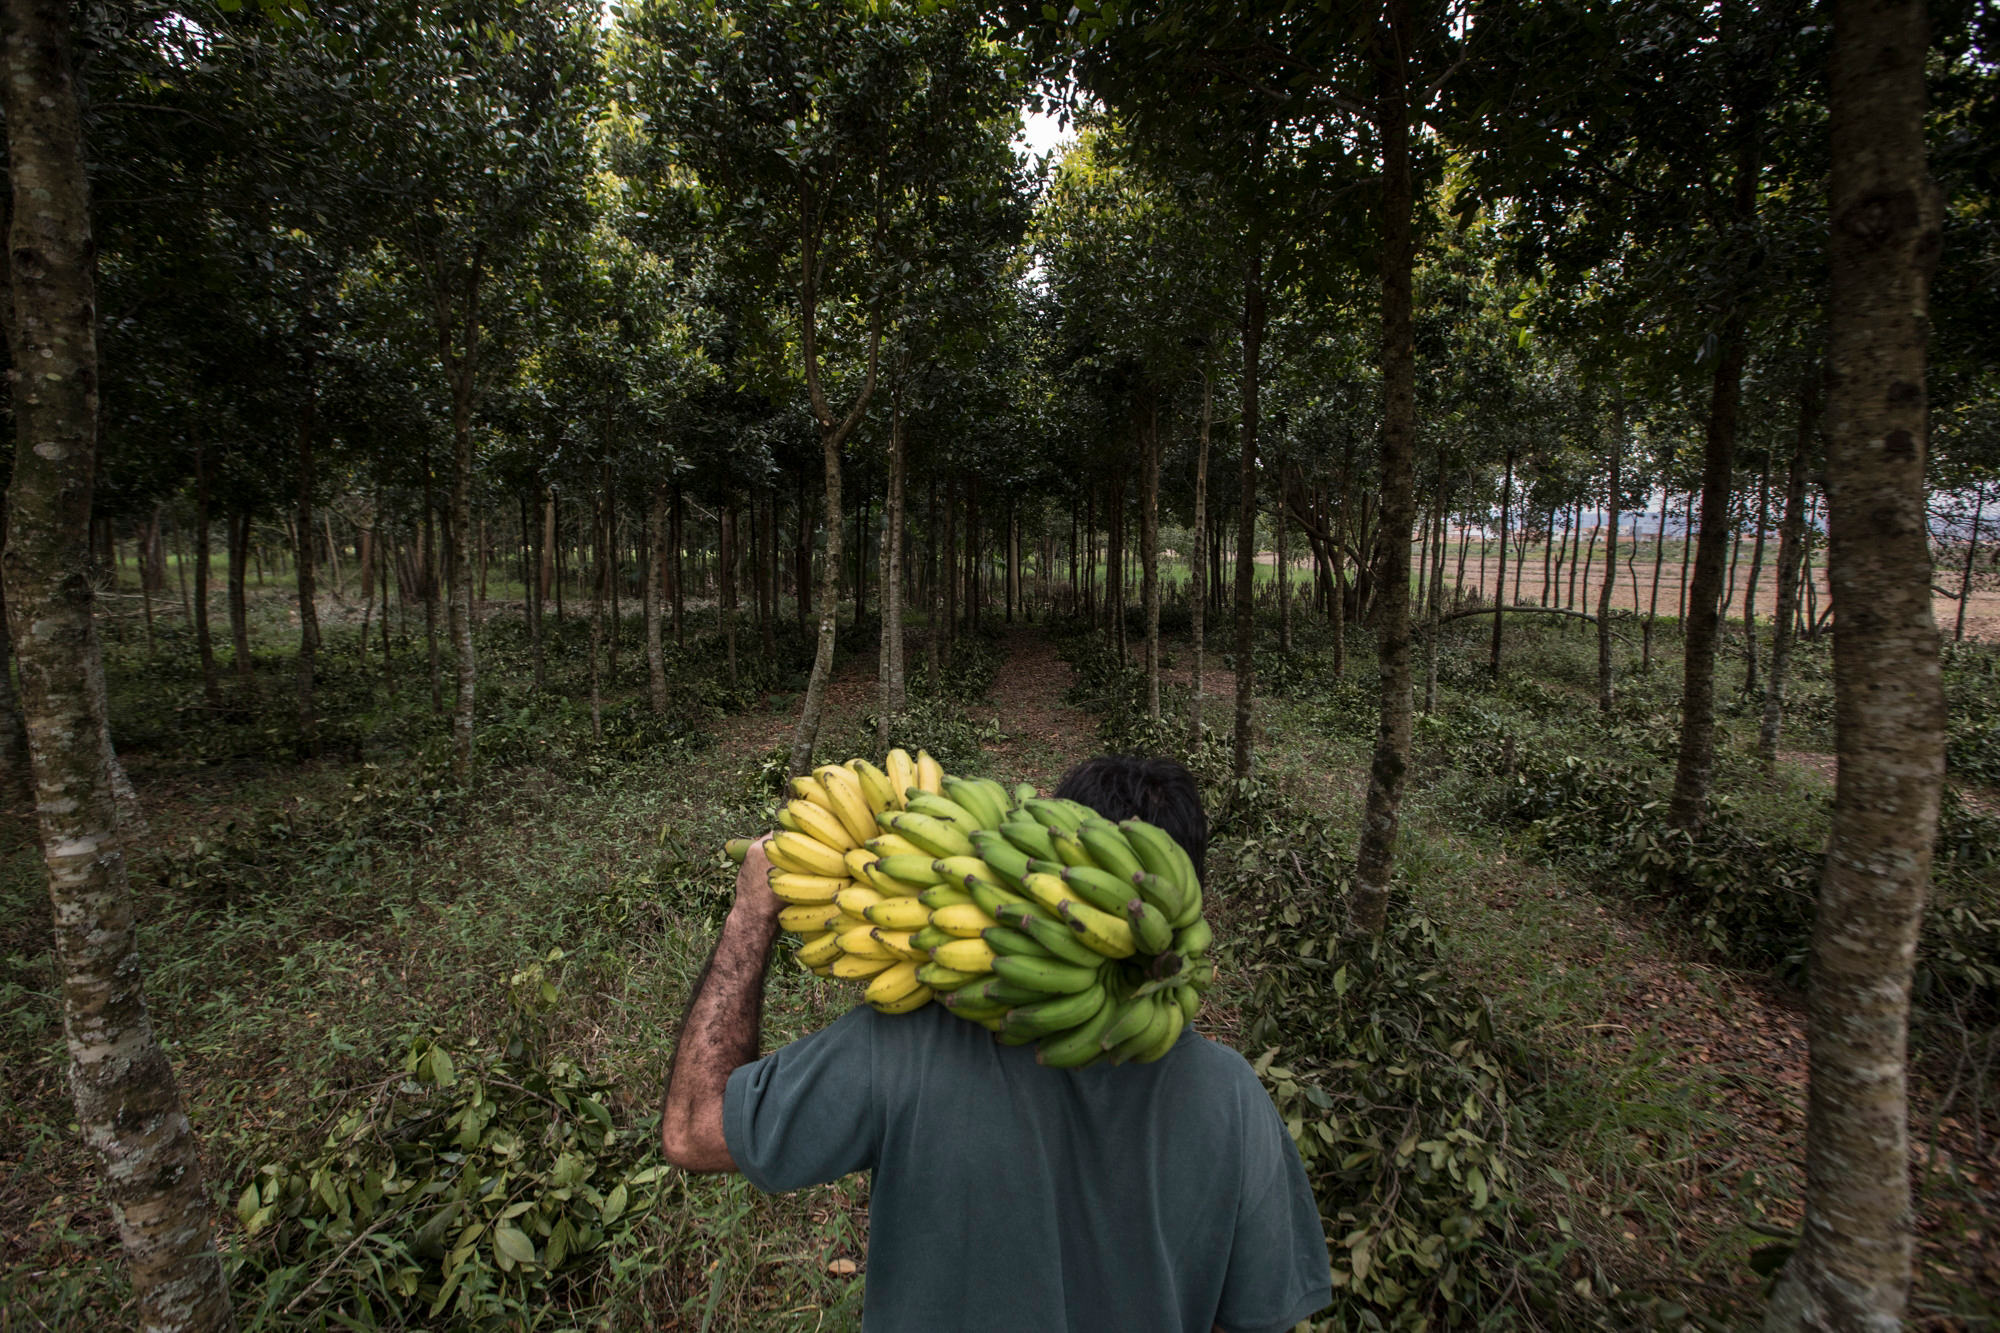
[[647, 483, 668, 713], [1644, 491, 1670, 672], [293, 370, 319, 752], [1189, 369, 1212, 745], [1742, 459, 1772, 694], [1766, 1, 1944, 1321], [423, 472, 442, 714], [1349, 5, 1416, 939], [1142, 393, 1161, 721], [1954, 481, 1983, 643], [1490, 446, 1514, 674], [878, 392, 907, 751], [1760, 376, 1818, 764], [446, 268, 480, 778], [1, 0, 233, 1320], [1276, 448, 1292, 654], [589, 491, 604, 742], [1232, 240, 1265, 781], [228, 509, 251, 687], [1598, 395, 1623, 711], [1670, 113, 1760, 835], [193, 444, 221, 709]]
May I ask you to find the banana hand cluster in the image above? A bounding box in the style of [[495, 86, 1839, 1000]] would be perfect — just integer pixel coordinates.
[[725, 750, 1215, 1068]]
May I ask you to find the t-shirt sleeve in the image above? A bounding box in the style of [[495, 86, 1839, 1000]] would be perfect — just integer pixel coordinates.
[[722, 1005, 881, 1194], [1214, 1080, 1333, 1333]]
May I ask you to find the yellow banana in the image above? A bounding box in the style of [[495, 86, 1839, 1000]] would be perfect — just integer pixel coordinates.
[[768, 872, 847, 905], [795, 931, 843, 968], [816, 765, 879, 845], [790, 774, 835, 811], [1058, 897, 1137, 959], [830, 952, 895, 980], [864, 896, 933, 931], [784, 798, 857, 853], [931, 937, 997, 973], [864, 832, 928, 859], [885, 749, 918, 806], [778, 902, 844, 933], [931, 903, 999, 938], [768, 832, 850, 879], [915, 749, 945, 795], [862, 862, 928, 897], [849, 759, 897, 814], [869, 982, 933, 1015], [865, 960, 926, 1006], [835, 884, 884, 917], [843, 848, 881, 881], [837, 925, 892, 960], [872, 928, 930, 962]]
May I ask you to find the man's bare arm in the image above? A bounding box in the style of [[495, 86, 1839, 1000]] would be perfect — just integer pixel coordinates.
[[660, 839, 784, 1172]]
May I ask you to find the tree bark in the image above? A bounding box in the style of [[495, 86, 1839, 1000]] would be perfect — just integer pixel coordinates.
[[1743, 458, 1773, 695], [423, 470, 442, 713], [193, 444, 221, 709], [293, 367, 319, 751], [227, 509, 251, 688], [878, 390, 908, 751], [1598, 394, 1623, 711], [1348, 4, 1416, 939], [647, 483, 668, 713], [1670, 113, 1760, 834], [1232, 240, 1265, 781], [1189, 369, 1212, 745], [446, 258, 481, 780], [1, 0, 233, 1320], [1760, 375, 1818, 764], [1766, 0, 1943, 1322], [1954, 481, 1983, 643], [1142, 392, 1162, 721], [1489, 445, 1514, 674]]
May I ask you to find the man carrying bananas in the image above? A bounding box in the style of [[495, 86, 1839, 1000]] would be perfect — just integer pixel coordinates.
[[661, 756, 1331, 1332]]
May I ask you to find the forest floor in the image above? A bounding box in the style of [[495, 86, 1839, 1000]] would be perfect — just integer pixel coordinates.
[[1, 600, 1995, 1329]]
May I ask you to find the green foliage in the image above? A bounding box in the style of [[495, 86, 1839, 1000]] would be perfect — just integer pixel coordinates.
[[230, 962, 664, 1329]]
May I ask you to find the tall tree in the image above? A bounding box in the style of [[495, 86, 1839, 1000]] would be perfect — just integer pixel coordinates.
[[1765, 0, 1945, 1322], [1, 0, 231, 1324]]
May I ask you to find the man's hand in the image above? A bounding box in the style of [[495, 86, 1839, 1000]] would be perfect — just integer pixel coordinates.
[[660, 835, 785, 1172]]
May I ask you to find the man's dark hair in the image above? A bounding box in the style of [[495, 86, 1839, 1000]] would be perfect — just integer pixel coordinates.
[[1052, 755, 1207, 883]]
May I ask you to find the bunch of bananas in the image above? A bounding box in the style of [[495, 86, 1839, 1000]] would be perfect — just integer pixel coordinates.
[[722, 748, 1214, 1069]]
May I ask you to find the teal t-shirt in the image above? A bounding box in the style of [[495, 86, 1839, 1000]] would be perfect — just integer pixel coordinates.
[[723, 1003, 1332, 1333]]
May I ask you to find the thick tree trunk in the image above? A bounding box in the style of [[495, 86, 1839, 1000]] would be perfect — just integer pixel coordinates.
[[1760, 379, 1817, 764], [1598, 397, 1623, 711], [1349, 7, 1416, 939], [1670, 116, 1760, 834], [1189, 370, 1211, 745], [1766, 1, 1943, 1322], [0, 552, 31, 809], [647, 483, 667, 714], [1232, 242, 1265, 781], [1490, 447, 1514, 674], [1, 1, 232, 1321]]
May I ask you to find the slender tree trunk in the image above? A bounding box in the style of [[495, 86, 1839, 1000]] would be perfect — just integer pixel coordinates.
[[1954, 482, 1983, 643], [1670, 113, 1760, 835], [1232, 238, 1265, 781], [1767, 2, 1944, 1320], [1, 1, 233, 1319], [1490, 446, 1514, 674], [1190, 370, 1211, 745], [761, 490, 778, 658], [528, 487, 546, 691], [1742, 460, 1772, 693], [589, 491, 604, 742], [1598, 397, 1623, 711], [1349, 9, 1416, 939], [379, 519, 394, 691], [1760, 375, 1818, 764], [1644, 491, 1669, 671], [0, 537, 31, 809], [423, 468, 442, 714], [606, 472, 620, 684], [228, 509, 251, 687], [293, 368, 319, 752], [1276, 449, 1292, 654], [672, 484, 686, 647], [1424, 486, 1447, 715], [193, 444, 221, 709], [1142, 393, 1162, 721], [878, 392, 907, 751], [647, 484, 667, 714]]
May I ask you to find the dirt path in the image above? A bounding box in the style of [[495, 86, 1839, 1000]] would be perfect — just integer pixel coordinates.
[[977, 627, 1097, 788], [713, 652, 880, 762]]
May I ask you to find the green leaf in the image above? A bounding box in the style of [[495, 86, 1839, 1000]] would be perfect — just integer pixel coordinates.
[[601, 1182, 628, 1225], [494, 1221, 538, 1269]]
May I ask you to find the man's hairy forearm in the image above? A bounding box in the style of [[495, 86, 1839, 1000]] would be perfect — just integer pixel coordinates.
[[660, 898, 782, 1171]]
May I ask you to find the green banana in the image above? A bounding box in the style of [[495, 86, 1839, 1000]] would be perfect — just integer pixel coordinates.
[[1002, 983, 1107, 1038], [1097, 994, 1158, 1052], [1049, 830, 1094, 869], [1035, 989, 1124, 1068], [933, 855, 990, 883], [980, 925, 1053, 958], [1130, 871, 1187, 923], [1169, 883, 1205, 929], [968, 832, 1033, 890], [1076, 819, 1147, 883], [918, 884, 974, 911], [957, 975, 1051, 1007], [942, 778, 1006, 830], [876, 854, 946, 886], [1175, 983, 1201, 1022], [1012, 782, 1039, 806], [991, 953, 1104, 995], [905, 793, 985, 834], [1059, 897, 1138, 958], [889, 811, 975, 859], [998, 818, 1059, 862], [912, 923, 955, 952], [939, 991, 1010, 1020], [1059, 863, 1137, 915], [1109, 995, 1173, 1064], [917, 961, 985, 989], [1132, 995, 1186, 1063], [1052, 798, 1100, 823], [1021, 798, 1087, 835], [1125, 897, 1174, 954], [1120, 818, 1200, 899], [1173, 917, 1214, 957], [1004, 906, 1106, 968], [964, 874, 1028, 921]]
